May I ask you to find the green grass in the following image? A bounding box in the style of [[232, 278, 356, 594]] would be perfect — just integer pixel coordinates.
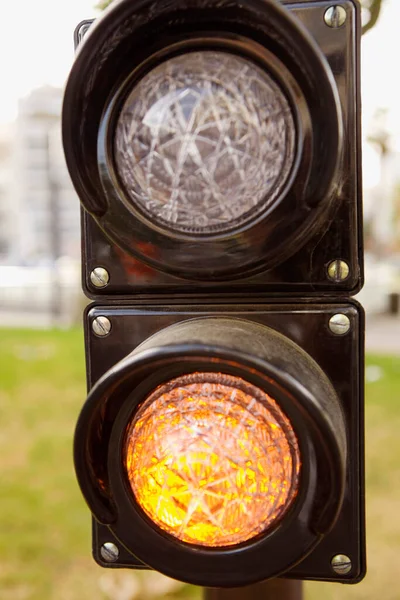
[[307, 354, 400, 600], [0, 330, 399, 599]]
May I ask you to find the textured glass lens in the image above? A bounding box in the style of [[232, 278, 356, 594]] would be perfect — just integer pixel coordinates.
[[114, 51, 296, 234], [124, 373, 301, 547]]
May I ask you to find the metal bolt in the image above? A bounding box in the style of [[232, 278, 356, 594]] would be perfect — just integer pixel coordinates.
[[100, 542, 119, 563], [90, 267, 110, 289], [327, 260, 350, 282], [331, 554, 352, 575], [324, 5, 347, 28], [329, 314, 351, 336], [92, 316, 112, 337]]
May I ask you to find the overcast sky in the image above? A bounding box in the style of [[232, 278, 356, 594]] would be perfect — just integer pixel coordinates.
[[0, 0, 96, 122], [0, 0, 398, 185], [1, 0, 398, 123]]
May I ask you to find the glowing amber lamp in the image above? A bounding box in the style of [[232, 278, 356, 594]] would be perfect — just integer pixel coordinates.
[[124, 373, 301, 547]]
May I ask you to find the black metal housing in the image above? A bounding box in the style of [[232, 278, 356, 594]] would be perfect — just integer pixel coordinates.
[[63, 0, 362, 295], [64, 0, 365, 589], [78, 302, 365, 585]]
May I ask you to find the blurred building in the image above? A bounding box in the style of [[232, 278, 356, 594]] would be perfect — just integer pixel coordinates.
[[12, 86, 80, 264], [364, 148, 400, 257], [0, 124, 13, 259]]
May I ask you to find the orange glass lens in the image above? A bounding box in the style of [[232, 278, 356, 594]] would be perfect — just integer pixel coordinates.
[[124, 373, 301, 547]]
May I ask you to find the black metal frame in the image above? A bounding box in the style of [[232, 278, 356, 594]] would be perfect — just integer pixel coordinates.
[[64, 0, 365, 590]]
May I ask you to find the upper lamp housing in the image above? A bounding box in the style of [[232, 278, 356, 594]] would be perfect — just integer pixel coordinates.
[[63, 0, 361, 286]]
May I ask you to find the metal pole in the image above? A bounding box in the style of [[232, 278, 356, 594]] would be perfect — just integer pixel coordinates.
[[204, 580, 303, 600]]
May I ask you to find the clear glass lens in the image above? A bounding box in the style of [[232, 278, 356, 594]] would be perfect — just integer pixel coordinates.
[[114, 51, 296, 235], [124, 373, 301, 547]]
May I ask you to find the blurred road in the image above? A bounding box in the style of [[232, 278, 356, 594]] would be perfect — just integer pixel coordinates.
[[366, 315, 400, 355], [0, 311, 59, 328]]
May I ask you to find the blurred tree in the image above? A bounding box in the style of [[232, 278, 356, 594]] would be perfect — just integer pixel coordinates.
[[367, 109, 397, 257], [392, 184, 400, 253], [362, 0, 384, 34], [368, 108, 391, 157], [96, 0, 385, 34], [96, 0, 113, 8]]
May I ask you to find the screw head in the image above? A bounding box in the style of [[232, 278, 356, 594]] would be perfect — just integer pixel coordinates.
[[324, 5, 347, 28], [100, 542, 119, 563], [90, 267, 110, 289], [327, 260, 350, 282], [331, 554, 352, 575], [92, 316, 112, 337], [329, 313, 351, 336]]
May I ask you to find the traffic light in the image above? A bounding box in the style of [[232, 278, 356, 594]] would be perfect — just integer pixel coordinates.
[[63, 0, 365, 588]]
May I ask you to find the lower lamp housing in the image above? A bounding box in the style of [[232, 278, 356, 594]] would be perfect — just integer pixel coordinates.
[[76, 302, 365, 586]]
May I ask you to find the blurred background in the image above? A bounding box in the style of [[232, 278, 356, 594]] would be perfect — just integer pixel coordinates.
[[0, 1, 399, 599]]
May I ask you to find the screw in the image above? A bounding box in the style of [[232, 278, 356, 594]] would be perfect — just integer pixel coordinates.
[[331, 554, 352, 575], [90, 267, 110, 289], [329, 314, 351, 336], [324, 5, 347, 28], [92, 316, 112, 337], [100, 542, 119, 563], [327, 260, 350, 282]]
